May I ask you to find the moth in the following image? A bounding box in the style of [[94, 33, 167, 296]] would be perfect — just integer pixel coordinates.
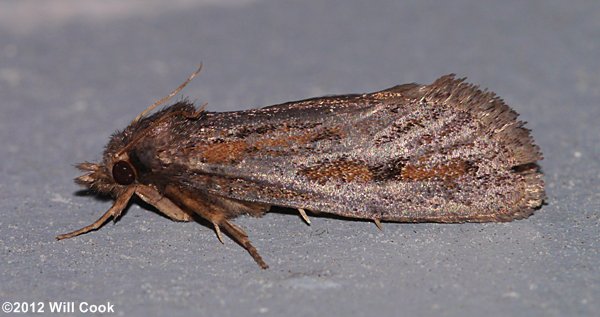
[[57, 66, 545, 269]]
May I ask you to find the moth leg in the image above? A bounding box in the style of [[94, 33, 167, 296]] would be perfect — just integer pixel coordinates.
[[164, 185, 269, 269], [373, 218, 383, 231], [214, 223, 225, 244], [164, 185, 228, 238], [220, 219, 269, 269], [56, 186, 136, 240], [298, 208, 311, 225], [135, 185, 192, 222]]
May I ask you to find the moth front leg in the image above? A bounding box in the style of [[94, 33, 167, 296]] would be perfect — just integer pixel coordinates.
[[164, 185, 269, 269], [57, 186, 136, 240]]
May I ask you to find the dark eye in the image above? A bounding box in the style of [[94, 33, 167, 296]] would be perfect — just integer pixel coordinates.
[[112, 161, 136, 185]]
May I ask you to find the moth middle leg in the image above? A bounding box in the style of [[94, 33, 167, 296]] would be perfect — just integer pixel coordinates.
[[135, 185, 193, 222], [165, 185, 269, 269]]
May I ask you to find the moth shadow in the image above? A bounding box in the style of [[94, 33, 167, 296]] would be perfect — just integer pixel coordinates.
[[73, 189, 112, 202], [269, 206, 377, 225], [132, 196, 215, 229], [72, 190, 215, 229], [73, 188, 377, 239]]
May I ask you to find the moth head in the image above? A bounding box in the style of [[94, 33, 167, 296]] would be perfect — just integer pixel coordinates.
[[75, 151, 138, 196], [73, 66, 203, 197]]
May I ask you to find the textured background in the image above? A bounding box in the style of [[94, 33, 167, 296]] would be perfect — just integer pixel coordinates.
[[1, 1, 599, 316]]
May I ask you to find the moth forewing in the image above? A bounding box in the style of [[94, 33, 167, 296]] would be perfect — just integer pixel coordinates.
[[180, 75, 544, 224]]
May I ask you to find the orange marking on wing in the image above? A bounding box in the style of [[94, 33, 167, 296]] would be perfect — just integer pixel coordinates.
[[300, 160, 373, 184], [253, 136, 299, 149], [197, 140, 248, 163], [401, 159, 470, 181], [251, 127, 343, 154]]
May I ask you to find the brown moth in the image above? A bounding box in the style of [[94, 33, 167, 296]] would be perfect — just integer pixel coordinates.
[[57, 66, 544, 269]]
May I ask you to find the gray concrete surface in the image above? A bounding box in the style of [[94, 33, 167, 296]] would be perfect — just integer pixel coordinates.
[[1, 1, 599, 316]]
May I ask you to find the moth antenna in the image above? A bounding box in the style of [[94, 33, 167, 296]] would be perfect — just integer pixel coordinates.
[[116, 98, 205, 157], [132, 63, 203, 124]]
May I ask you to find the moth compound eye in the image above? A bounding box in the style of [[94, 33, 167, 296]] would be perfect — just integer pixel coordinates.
[[112, 160, 136, 185]]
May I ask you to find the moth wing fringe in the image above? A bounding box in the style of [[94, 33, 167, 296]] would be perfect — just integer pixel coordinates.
[[424, 74, 542, 165], [423, 75, 545, 219]]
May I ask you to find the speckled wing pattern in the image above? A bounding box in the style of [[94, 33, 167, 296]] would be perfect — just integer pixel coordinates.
[[148, 75, 544, 223]]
